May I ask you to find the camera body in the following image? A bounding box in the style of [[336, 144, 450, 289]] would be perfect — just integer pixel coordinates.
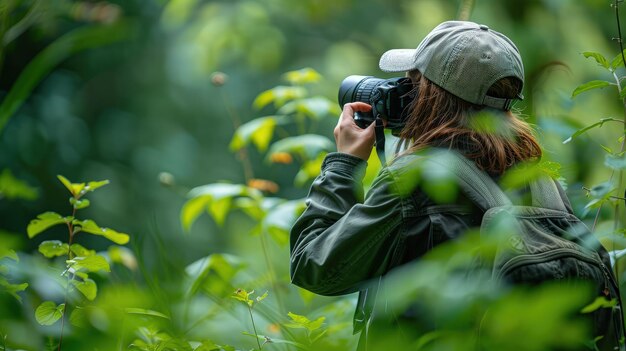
[[338, 76, 414, 132]]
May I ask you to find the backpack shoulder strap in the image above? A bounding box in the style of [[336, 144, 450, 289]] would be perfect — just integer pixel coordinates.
[[529, 177, 568, 212], [423, 149, 512, 211], [425, 149, 569, 213]]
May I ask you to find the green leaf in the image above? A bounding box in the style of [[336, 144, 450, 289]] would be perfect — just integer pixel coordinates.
[[74, 271, 89, 280], [253, 86, 307, 110], [233, 197, 269, 220], [58, 175, 109, 198], [584, 198, 605, 211], [0, 248, 17, 261], [467, 110, 513, 137], [420, 154, 459, 203], [38, 240, 69, 258], [267, 134, 334, 161], [125, 308, 170, 320], [57, 174, 73, 193], [277, 97, 341, 120], [610, 49, 626, 70], [284, 312, 325, 332], [70, 307, 87, 328], [180, 196, 211, 232], [0, 169, 38, 200], [186, 253, 245, 298], [0, 22, 135, 132], [68, 255, 111, 273], [605, 154, 626, 170], [7, 283, 29, 301], [182, 184, 258, 230], [70, 243, 96, 257], [108, 246, 137, 270], [295, 153, 326, 187], [232, 288, 254, 307], [35, 301, 65, 326], [572, 80, 615, 98], [71, 278, 97, 300], [588, 181, 615, 199], [70, 197, 91, 210], [562, 118, 624, 144], [282, 67, 322, 85], [0, 230, 21, 261], [600, 145, 613, 154], [583, 51, 610, 69], [581, 297, 618, 313], [501, 160, 563, 190], [209, 197, 231, 226], [85, 180, 110, 192], [0, 276, 28, 302], [229, 116, 278, 152], [57, 175, 84, 197], [27, 212, 69, 238], [297, 287, 316, 305], [74, 219, 130, 245], [263, 200, 306, 246]]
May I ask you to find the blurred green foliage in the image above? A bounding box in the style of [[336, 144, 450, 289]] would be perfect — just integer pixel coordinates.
[[2, 0, 626, 350]]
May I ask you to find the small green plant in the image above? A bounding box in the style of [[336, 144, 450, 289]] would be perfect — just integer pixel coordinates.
[[567, 0, 626, 268], [283, 312, 327, 347], [26, 175, 130, 350], [232, 288, 269, 350]]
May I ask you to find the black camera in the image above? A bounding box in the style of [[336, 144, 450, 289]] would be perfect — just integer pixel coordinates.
[[337, 76, 414, 131]]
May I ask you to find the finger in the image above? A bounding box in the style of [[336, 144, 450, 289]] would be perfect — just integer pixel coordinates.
[[339, 105, 358, 129], [344, 102, 372, 113], [339, 103, 374, 131]]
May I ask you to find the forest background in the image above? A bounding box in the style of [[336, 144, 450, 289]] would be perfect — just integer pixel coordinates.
[[2, 0, 626, 350]]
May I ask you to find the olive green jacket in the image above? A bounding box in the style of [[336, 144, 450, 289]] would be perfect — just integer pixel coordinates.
[[289, 151, 483, 336]]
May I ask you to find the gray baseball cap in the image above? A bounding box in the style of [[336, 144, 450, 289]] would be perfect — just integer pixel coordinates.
[[379, 21, 524, 110]]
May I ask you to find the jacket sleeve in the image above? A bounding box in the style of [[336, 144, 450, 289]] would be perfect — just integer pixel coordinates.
[[289, 152, 406, 296]]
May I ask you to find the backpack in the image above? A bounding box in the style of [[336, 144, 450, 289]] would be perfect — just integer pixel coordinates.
[[424, 151, 626, 350]]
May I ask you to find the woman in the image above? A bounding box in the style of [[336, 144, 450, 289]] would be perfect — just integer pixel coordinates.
[[290, 21, 619, 350]]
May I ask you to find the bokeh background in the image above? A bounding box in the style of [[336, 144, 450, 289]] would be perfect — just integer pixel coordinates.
[[2, 0, 626, 350]]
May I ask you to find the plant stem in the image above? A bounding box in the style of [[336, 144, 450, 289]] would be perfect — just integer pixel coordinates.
[[613, 0, 626, 285], [221, 89, 255, 182], [58, 205, 77, 351], [258, 230, 286, 316], [583, 187, 626, 201], [248, 306, 263, 350], [457, 0, 475, 21]]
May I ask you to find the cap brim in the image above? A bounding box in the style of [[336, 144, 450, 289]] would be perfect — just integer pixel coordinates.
[[379, 49, 417, 72]]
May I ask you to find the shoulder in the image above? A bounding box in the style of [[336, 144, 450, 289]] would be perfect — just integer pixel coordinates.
[[381, 152, 433, 197], [381, 149, 472, 205]]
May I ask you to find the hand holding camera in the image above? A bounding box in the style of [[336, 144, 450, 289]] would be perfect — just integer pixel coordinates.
[[333, 102, 376, 161]]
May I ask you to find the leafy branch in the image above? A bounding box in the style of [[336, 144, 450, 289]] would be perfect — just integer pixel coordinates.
[[27, 175, 130, 351], [568, 1, 626, 284]]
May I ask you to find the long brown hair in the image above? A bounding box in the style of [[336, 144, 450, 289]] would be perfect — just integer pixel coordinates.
[[397, 70, 541, 175]]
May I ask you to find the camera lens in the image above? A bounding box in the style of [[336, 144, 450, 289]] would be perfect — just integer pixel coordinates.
[[338, 76, 387, 128], [338, 76, 386, 106]]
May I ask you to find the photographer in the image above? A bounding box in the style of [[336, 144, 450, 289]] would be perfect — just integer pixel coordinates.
[[289, 21, 622, 350]]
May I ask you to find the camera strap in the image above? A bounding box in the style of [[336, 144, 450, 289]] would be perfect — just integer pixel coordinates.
[[374, 117, 386, 165]]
